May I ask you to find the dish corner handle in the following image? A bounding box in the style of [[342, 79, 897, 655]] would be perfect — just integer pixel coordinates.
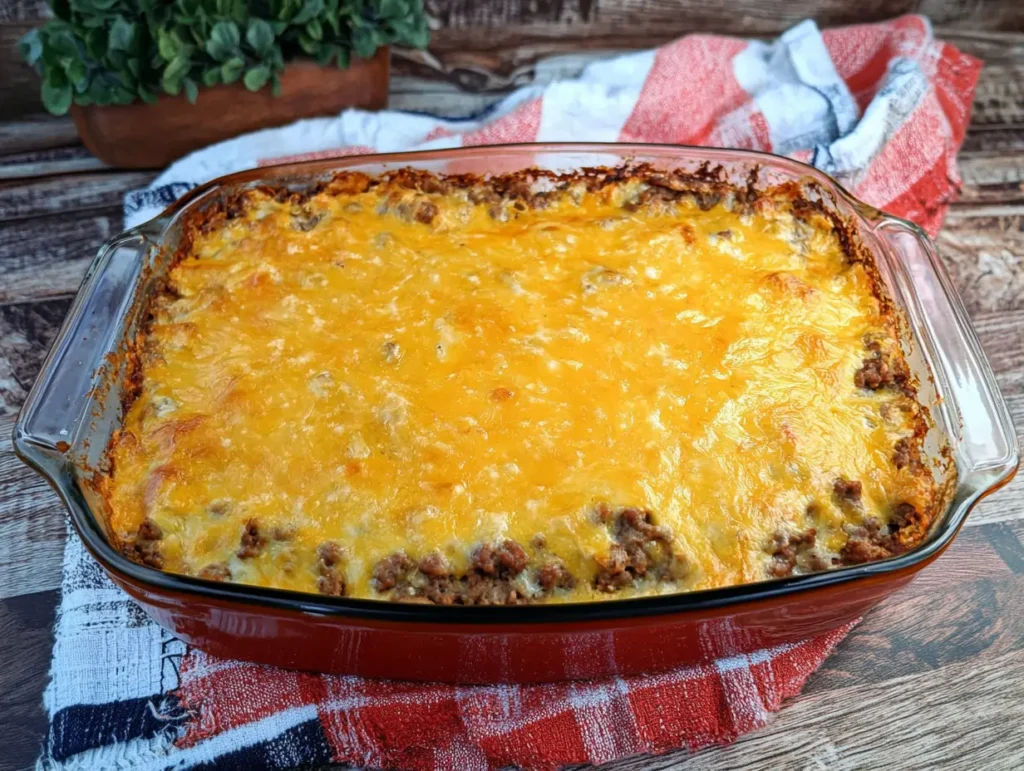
[[875, 217, 1020, 494], [13, 230, 151, 472]]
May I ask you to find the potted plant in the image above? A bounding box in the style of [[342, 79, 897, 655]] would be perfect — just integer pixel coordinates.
[[20, 0, 429, 168]]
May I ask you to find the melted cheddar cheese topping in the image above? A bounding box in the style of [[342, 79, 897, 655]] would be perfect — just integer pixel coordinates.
[[104, 172, 937, 603]]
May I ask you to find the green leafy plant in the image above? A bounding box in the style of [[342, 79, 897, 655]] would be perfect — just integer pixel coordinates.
[[20, 0, 429, 115]]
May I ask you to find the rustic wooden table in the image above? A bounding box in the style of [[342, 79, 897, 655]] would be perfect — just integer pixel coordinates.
[[2, 3, 1024, 770]]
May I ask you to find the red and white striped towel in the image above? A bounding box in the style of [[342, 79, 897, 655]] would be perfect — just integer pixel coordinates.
[[127, 14, 980, 238], [48, 14, 979, 771]]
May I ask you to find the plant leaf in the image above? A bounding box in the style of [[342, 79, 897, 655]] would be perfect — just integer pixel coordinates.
[[66, 57, 87, 84], [210, 19, 240, 48], [378, 0, 404, 18], [246, 18, 274, 57], [21, 0, 430, 110], [108, 18, 135, 53], [41, 80, 73, 115], [351, 25, 376, 59], [313, 42, 334, 65], [18, 29, 43, 67], [162, 53, 192, 93], [51, 0, 72, 21], [297, 33, 318, 55], [292, 0, 324, 25], [85, 27, 107, 58], [89, 78, 114, 105], [243, 64, 271, 91], [48, 28, 78, 58], [221, 56, 245, 83], [158, 28, 180, 60]]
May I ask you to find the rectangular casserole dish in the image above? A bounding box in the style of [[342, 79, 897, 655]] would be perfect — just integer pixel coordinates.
[[14, 143, 1019, 684]]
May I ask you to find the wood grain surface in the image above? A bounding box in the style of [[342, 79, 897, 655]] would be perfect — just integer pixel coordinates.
[[1, 3, 1023, 770]]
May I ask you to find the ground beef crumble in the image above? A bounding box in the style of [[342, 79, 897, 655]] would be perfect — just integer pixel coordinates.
[[538, 560, 576, 591], [291, 210, 322, 232], [833, 478, 863, 505], [838, 519, 895, 564], [371, 551, 414, 592], [594, 506, 687, 592], [199, 563, 231, 581], [370, 539, 580, 605], [414, 201, 438, 224], [317, 542, 346, 596], [854, 342, 911, 392], [126, 518, 164, 569], [893, 437, 924, 473], [766, 529, 829, 578], [237, 519, 267, 559], [836, 501, 922, 565]]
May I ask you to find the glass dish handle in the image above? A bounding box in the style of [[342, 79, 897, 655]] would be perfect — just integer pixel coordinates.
[[13, 228, 153, 471], [873, 217, 1019, 496]]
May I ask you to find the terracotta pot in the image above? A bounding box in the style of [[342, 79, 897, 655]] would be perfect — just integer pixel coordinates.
[[71, 49, 389, 169]]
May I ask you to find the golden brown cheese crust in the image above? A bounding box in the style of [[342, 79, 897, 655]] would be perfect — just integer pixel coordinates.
[[100, 164, 941, 604]]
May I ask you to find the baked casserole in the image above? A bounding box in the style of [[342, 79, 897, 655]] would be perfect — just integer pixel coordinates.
[[101, 165, 941, 605]]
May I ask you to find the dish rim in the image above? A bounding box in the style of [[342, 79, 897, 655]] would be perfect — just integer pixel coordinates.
[[14, 141, 1020, 625]]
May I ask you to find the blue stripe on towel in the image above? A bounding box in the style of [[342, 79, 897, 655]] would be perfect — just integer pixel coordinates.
[[190, 718, 334, 771], [47, 694, 187, 762]]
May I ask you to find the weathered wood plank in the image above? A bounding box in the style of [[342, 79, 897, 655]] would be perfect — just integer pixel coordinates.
[[0, 298, 72, 414], [424, 1, 1024, 41], [0, 170, 153, 222], [0, 414, 65, 600], [0, 207, 118, 305], [0, 157, 108, 180], [812, 574, 1024, 693], [414, 25, 1024, 80], [0, 0, 50, 23], [956, 157, 1024, 205], [969, 64, 1024, 129], [0, 20, 43, 119], [939, 210, 1024, 313], [0, 590, 58, 771], [0, 116, 79, 157], [0, 143, 95, 168]]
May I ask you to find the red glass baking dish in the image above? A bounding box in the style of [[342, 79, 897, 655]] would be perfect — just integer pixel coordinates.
[[14, 144, 1019, 684]]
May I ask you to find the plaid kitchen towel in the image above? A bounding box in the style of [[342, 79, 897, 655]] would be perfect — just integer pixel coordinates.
[[41, 14, 980, 771]]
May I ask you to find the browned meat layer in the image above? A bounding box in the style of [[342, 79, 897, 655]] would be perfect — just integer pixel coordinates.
[[290, 210, 322, 232], [833, 477, 863, 505], [893, 437, 924, 473], [199, 563, 231, 581], [837, 502, 923, 565], [125, 518, 163, 569], [237, 519, 267, 559], [370, 540, 577, 605], [317, 542, 346, 596], [767, 529, 829, 578], [594, 506, 688, 592], [854, 341, 910, 393]]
